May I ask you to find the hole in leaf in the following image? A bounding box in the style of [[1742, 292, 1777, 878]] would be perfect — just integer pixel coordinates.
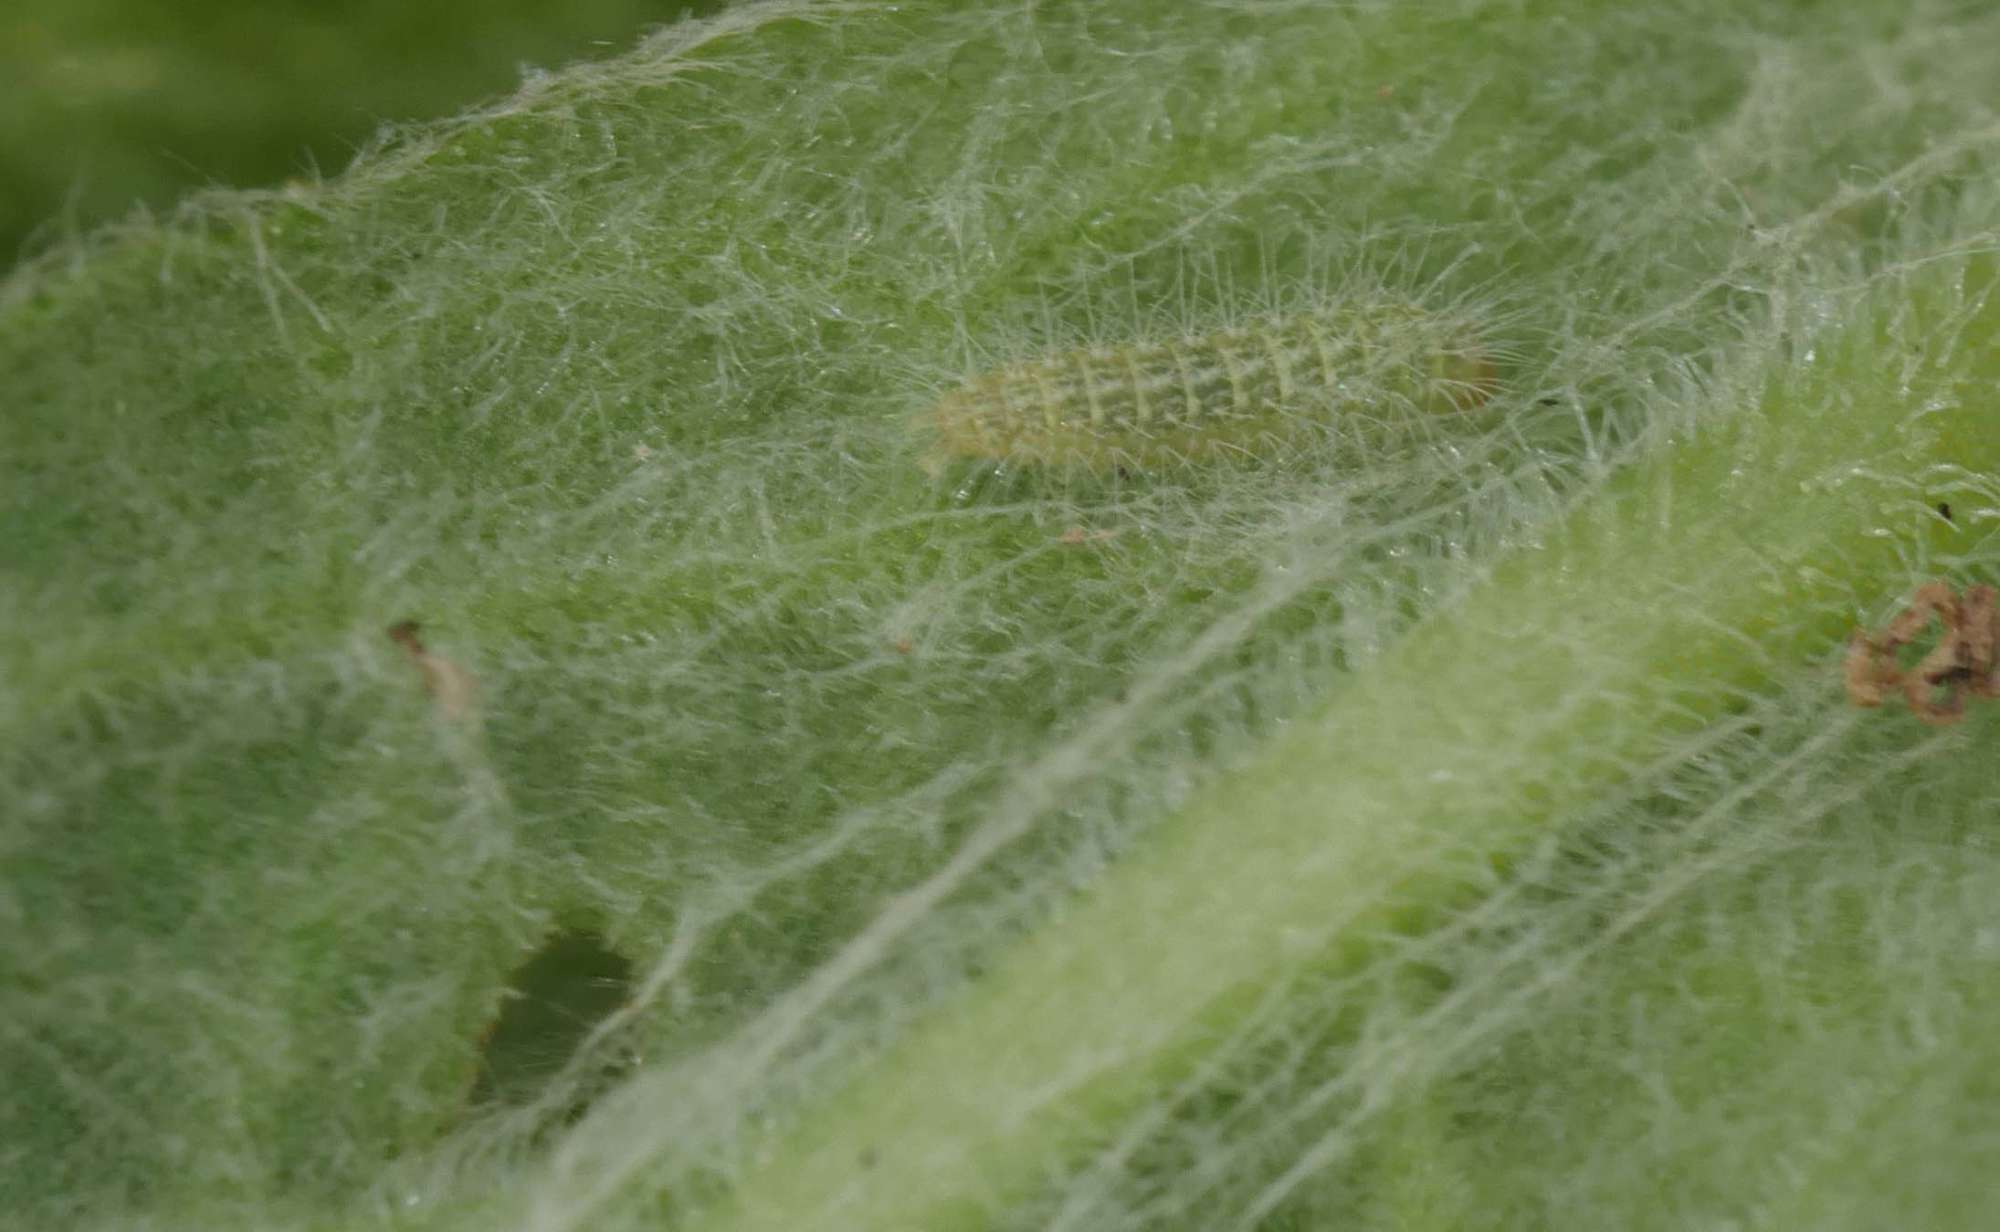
[[470, 929, 634, 1112]]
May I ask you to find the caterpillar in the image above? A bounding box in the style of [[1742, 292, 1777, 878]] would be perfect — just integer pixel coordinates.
[[922, 301, 1499, 471]]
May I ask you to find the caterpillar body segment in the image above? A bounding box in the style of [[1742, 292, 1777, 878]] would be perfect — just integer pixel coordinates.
[[923, 303, 1499, 471]]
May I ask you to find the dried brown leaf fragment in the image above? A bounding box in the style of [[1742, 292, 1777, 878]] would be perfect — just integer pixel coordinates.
[[1844, 582, 2000, 725]]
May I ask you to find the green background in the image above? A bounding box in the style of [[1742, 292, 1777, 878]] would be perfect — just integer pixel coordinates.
[[0, 0, 723, 263]]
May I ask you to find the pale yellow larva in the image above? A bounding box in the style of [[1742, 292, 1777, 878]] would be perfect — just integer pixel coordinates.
[[923, 301, 1498, 471]]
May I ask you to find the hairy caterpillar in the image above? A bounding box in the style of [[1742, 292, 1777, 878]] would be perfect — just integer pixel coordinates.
[[922, 301, 1499, 471]]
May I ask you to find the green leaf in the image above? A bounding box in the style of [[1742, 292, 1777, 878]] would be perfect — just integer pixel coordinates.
[[5, 3, 2000, 1229]]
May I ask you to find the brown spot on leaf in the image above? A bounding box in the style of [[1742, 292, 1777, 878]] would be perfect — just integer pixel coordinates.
[[386, 619, 425, 653], [387, 619, 480, 721]]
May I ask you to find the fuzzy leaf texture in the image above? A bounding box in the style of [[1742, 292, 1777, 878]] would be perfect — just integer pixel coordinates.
[[5, 2, 2000, 1230]]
